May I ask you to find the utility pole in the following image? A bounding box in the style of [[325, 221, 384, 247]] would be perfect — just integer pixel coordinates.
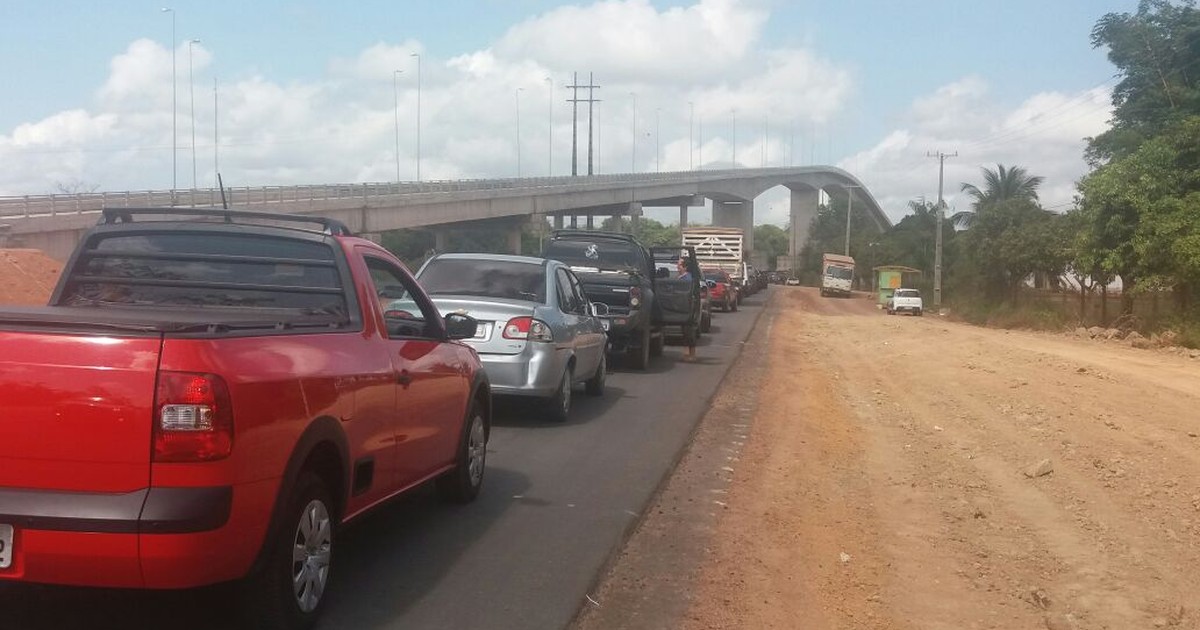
[[566, 73, 601, 175], [545, 76, 553, 176], [587, 72, 599, 175], [928, 150, 957, 308]]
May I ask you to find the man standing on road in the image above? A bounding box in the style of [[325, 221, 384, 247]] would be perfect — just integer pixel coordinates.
[[678, 258, 698, 362]]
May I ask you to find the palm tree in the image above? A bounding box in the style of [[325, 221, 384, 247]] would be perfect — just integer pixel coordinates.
[[954, 164, 1045, 228]]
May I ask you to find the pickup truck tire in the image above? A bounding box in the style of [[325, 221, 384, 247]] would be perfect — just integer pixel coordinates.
[[437, 403, 488, 503], [649, 331, 665, 357], [682, 324, 698, 347], [915, 309, 923, 317], [545, 367, 573, 423], [730, 298, 739, 313], [241, 472, 335, 630], [585, 354, 606, 396], [628, 326, 651, 370], [700, 312, 711, 334]]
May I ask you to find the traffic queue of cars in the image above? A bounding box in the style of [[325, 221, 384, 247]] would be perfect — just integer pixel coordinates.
[[0, 211, 760, 630]]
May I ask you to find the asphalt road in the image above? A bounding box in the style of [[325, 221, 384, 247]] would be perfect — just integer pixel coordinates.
[[1, 290, 770, 630]]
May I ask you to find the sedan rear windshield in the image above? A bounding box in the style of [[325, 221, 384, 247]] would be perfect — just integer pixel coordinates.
[[419, 258, 546, 302]]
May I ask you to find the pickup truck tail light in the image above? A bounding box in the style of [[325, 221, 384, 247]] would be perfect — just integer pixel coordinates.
[[154, 372, 234, 462], [629, 287, 643, 308], [502, 317, 554, 342]]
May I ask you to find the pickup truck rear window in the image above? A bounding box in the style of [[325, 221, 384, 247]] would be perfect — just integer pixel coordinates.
[[419, 258, 546, 303], [543, 240, 642, 271], [59, 232, 348, 317]]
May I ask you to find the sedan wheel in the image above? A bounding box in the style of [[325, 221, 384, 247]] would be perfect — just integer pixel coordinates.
[[585, 353, 606, 396], [546, 367, 573, 422]]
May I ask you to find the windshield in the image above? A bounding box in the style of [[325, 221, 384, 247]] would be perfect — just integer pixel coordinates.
[[543, 239, 642, 271], [895, 289, 920, 298], [418, 258, 546, 303], [824, 266, 854, 280]]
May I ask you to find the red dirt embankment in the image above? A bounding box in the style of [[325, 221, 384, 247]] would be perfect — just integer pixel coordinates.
[[0, 249, 62, 305]]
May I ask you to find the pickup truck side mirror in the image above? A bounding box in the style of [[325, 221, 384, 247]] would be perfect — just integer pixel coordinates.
[[444, 313, 478, 340]]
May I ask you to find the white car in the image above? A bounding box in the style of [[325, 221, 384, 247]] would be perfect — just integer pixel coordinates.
[[887, 288, 923, 316], [785, 277, 801, 286]]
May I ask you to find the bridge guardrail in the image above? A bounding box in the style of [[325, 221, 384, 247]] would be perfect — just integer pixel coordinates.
[[0, 168, 818, 221]]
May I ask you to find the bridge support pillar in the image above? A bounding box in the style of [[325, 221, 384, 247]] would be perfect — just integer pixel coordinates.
[[679, 204, 688, 227], [711, 199, 754, 253], [789, 187, 821, 257], [586, 215, 594, 230], [553, 215, 564, 230], [507, 227, 522, 255], [434, 230, 449, 252], [570, 215, 578, 229]]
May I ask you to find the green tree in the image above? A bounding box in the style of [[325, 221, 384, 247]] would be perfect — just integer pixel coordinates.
[[753, 224, 790, 269], [1087, 0, 1200, 165], [954, 164, 1045, 228], [956, 199, 1071, 304]]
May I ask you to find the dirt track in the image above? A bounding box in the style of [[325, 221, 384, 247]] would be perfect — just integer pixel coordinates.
[[581, 286, 1200, 630]]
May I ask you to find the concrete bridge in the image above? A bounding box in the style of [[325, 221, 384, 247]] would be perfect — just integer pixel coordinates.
[[0, 166, 891, 260]]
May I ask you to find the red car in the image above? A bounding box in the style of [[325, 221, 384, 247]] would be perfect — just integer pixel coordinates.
[[0, 208, 490, 630], [703, 268, 739, 312]]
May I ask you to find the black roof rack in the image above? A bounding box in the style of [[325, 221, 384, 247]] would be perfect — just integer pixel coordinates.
[[549, 229, 638, 243], [99, 207, 354, 236]]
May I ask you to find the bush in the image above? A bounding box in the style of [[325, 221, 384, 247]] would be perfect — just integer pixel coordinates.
[[949, 300, 1075, 332]]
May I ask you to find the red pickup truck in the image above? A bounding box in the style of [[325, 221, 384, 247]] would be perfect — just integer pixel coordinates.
[[0, 208, 490, 629]]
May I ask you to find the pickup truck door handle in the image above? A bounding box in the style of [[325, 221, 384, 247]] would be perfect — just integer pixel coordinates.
[[397, 371, 412, 387]]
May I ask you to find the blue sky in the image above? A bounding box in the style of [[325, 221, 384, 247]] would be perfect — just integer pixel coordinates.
[[0, 0, 1136, 222]]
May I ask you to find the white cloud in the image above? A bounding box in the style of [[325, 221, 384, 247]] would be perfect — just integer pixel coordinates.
[[0, 0, 854, 196], [841, 78, 1112, 221]]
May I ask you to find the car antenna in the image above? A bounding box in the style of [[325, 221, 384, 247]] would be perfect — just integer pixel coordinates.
[[217, 173, 229, 210]]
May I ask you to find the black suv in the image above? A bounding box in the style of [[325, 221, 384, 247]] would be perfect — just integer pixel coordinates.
[[543, 231, 694, 369]]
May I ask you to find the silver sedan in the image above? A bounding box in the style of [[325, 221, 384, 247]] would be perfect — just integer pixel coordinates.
[[413, 253, 608, 422]]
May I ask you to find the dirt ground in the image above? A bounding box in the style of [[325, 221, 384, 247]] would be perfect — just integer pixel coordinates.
[[0, 249, 61, 305], [578, 286, 1200, 630]]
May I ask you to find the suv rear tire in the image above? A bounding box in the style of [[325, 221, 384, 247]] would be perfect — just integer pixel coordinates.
[[628, 327, 651, 370]]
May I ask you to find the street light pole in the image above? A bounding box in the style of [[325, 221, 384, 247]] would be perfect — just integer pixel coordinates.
[[688, 101, 694, 171], [698, 117, 703, 169], [545, 76, 553, 176], [187, 38, 200, 191], [844, 185, 862, 257], [629, 92, 637, 173], [516, 87, 524, 177], [213, 77, 218, 185], [731, 109, 737, 168], [655, 107, 661, 172], [410, 53, 421, 181], [392, 70, 403, 182], [762, 114, 768, 167], [161, 7, 176, 190]]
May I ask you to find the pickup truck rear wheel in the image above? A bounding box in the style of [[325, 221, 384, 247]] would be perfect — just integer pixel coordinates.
[[241, 472, 334, 630], [628, 327, 651, 370], [437, 402, 488, 502], [649, 331, 665, 357], [729, 298, 739, 313]]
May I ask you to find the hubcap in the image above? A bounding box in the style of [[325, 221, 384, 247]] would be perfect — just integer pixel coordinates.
[[291, 499, 332, 613], [467, 414, 486, 487]]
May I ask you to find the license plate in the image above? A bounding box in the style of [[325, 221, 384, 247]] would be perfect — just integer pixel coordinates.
[[601, 320, 611, 331], [0, 524, 12, 569]]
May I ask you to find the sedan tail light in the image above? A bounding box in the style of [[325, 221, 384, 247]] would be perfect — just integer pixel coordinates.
[[153, 372, 234, 462], [502, 317, 554, 342]]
